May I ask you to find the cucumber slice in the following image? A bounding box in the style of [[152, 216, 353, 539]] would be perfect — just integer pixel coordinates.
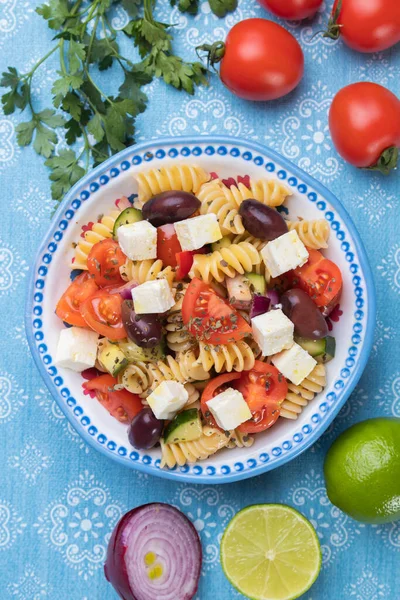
[[163, 409, 202, 444], [245, 272, 266, 295], [295, 336, 336, 363], [211, 236, 231, 252], [98, 343, 129, 377], [119, 338, 166, 363], [113, 207, 143, 239]]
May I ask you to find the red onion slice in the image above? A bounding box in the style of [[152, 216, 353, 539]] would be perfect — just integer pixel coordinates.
[[104, 503, 202, 600], [267, 289, 280, 307], [110, 280, 138, 300], [250, 294, 271, 319], [116, 196, 132, 210]]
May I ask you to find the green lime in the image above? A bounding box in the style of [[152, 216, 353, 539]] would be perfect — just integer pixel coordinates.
[[324, 417, 400, 524], [220, 504, 321, 600]]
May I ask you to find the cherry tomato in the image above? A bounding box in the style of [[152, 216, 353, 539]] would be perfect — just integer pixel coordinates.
[[87, 239, 126, 287], [325, 0, 400, 53], [201, 372, 242, 428], [157, 224, 182, 268], [83, 374, 142, 423], [80, 289, 127, 339], [259, 0, 322, 20], [329, 82, 400, 172], [203, 19, 304, 101], [182, 278, 252, 345], [56, 272, 98, 327], [175, 248, 206, 280], [289, 249, 343, 316]]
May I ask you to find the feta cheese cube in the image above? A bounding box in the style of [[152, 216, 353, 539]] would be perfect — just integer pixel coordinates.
[[206, 388, 251, 431], [147, 381, 189, 420], [272, 342, 317, 385], [174, 213, 222, 251], [261, 230, 309, 278], [55, 327, 99, 372], [117, 220, 157, 261], [251, 308, 294, 357], [131, 279, 175, 314]]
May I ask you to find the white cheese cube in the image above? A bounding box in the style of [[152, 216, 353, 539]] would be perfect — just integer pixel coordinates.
[[131, 279, 175, 314], [147, 381, 189, 420], [251, 308, 294, 357], [55, 327, 99, 372], [261, 230, 309, 278], [117, 220, 157, 261], [174, 213, 222, 251], [206, 388, 251, 431], [272, 342, 317, 385]]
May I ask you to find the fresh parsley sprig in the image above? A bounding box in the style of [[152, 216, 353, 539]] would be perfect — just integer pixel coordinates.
[[170, 0, 237, 18], [0, 0, 209, 203]]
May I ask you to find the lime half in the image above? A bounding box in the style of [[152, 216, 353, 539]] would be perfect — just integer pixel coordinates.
[[220, 504, 321, 600]]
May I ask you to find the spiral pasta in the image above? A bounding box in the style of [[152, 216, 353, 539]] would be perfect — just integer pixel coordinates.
[[134, 165, 210, 206], [160, 426, 230, 468], [227, 429, 255, 449], [73, 209, 121, 269], [193, 341, 256, 373], [190, 242, 261, 283], [165, 283, 195, 353], [280, 364, 327, 420], [119, 362, 152, 396], [231, 234, 271, 281], [221, 178, 291, 208], [147, 352, 210, 390], [120, 259, 175, 287], [197, 179, 244, 235], [287, 219, 330, 250]]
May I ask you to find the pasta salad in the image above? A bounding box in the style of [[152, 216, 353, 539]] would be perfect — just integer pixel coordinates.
[[54, 164, 343, 469]]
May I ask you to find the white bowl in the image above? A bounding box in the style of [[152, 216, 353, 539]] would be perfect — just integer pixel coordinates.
[[26, 136, 376, 483]]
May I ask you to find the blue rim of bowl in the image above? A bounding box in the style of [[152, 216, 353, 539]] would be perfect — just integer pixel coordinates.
[[26, 135, 376, 484]]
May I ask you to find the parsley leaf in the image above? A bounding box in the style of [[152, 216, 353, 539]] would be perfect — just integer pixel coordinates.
[[46, 149, 86, 200], [170, 0, 200, 15], [208, 0, 237, 17]]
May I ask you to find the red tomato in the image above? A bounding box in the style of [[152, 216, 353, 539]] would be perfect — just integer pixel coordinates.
[[182, 278, 252, 344], [259, 0, 322, 20], [157, 224, 182, 268], [80, 289, 127, 339], [83, 374, 142, 423], [200, 362, 287, 433], [329, 82, 400, 172], [326, 0, 400, 53], [207, 19, 304, 101], [87, 239, 126, 287], [56, 272, 98, 327], [290, 249, 343, 316], [175, 248, 206, 280]]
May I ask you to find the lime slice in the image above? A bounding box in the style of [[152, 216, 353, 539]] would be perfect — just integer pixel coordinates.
[[220, 504, 321, 600]]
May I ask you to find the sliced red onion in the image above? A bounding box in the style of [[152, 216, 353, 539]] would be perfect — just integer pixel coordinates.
[[104, 503, 202, 600], [116, 196, 132, 210], [250, 294, 270, 319], [266, 289, 280, 307], [110, 280, 138, 300]]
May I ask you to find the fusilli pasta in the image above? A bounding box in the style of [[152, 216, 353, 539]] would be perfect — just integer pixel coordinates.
[[73, 209, 121, 269], [190, 242, 261, 283], [221, 178, 291, 208], [120, 259, 175, 287], [280, 364, 326, 420], [134, 165, 210, 206], [287, 219, 330, 250], [119, 362, 152, 396], [193, 340, 256, 373], [147, 352, 210, 389], [227, 429, 255, 449], [197, 179, 245, 235], [165, 283, 195, 353], [160, 426, 230, 468], [231, 234, 271, 280]]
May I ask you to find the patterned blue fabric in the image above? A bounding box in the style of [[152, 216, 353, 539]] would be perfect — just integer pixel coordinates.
[[0, 1, 399, 599]]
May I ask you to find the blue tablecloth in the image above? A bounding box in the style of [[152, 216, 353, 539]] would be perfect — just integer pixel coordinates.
[[1, 1, 399, 598]]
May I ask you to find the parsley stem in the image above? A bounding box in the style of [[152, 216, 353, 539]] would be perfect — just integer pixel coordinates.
[[26, 45, 60, 79], [84, 70, 115, 107], [85, 12, 100, 68]]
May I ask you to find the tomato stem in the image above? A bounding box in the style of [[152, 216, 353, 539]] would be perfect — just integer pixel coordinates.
[[366, 146, 399, 176], [196, 42, 226, 71], [323, 0, 343, 41]]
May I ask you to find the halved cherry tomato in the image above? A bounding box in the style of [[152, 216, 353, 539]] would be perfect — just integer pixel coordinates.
[[289, 249, 343, 316], [182, 278, 252, 345], [201, 372, 242, 428], [157, 224, 182, 268], [87, 239, 126, 287], [80, 289, 127, 339], [55, 272, 98, 327], [83, 374, 142, 423], [175, 248, 206, 280], [236, 361, 287, 434]]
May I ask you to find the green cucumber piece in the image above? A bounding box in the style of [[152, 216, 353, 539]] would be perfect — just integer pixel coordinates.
[[295, 336, 336, 363], [163, 409, 202, 444], [99, 343, 129, 377], [245, 272, 266, 295], [113, 207, 143, 239], [211, 236, 231, 251], [119, 338, 166, 363]]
